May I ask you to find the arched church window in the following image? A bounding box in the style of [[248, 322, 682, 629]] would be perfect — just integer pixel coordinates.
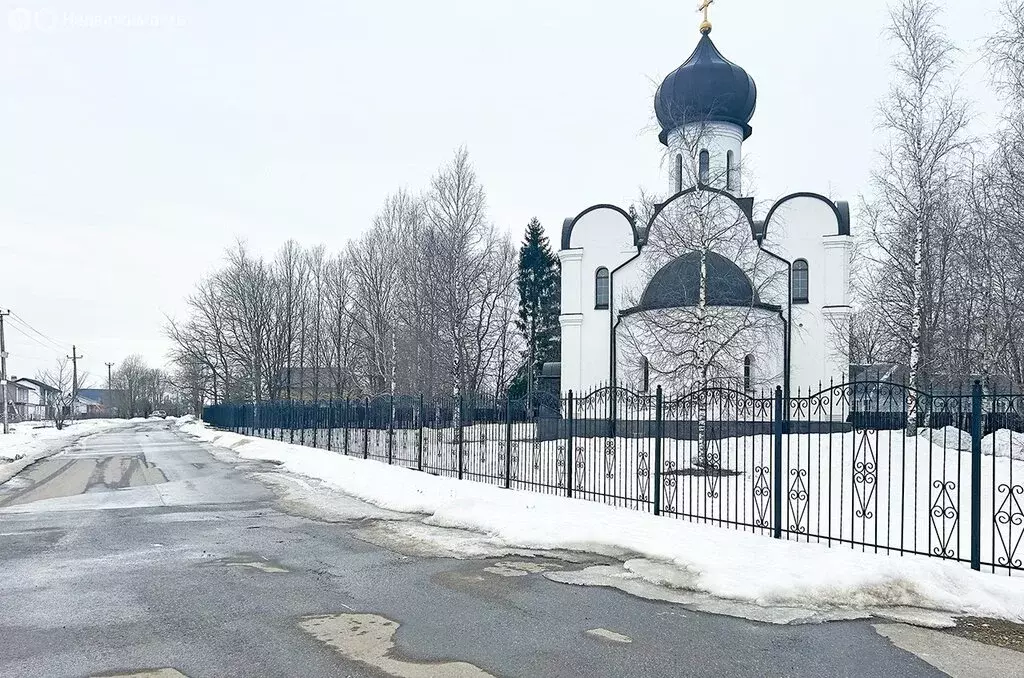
[[698, 150, 710, 184], [743, 355, 754, 392], [675, 154, 683, 192], [595, 267, 610, 309], [792, 259, 809, 304], [726, 150, 734, 190]]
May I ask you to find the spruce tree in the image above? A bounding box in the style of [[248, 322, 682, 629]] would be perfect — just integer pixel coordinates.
[[515, 218, 560, 407]]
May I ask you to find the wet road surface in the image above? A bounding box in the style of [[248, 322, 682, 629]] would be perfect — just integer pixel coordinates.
[[0, 421, 973, 677]]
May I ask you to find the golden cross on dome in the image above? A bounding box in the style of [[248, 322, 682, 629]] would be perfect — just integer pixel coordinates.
[[698, 0, 714, 33]]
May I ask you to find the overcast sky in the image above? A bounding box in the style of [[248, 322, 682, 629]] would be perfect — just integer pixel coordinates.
[[0, 0, 1006, 385]]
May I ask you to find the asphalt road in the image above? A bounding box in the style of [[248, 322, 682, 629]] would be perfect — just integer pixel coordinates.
[[0, 421, 962, 677]]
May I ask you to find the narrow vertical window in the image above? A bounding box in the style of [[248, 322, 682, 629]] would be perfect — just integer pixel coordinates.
[[743, 355, 754, 392], [675, 153, 683, 192], [726, 150, 734, 190], [641, 357, 650, 392], [792, 259, 809, 304], [595, 267, 610, 309], [698, 149, 710, 184]]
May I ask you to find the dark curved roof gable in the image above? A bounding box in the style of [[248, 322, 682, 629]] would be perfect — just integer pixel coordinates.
[[624, 251, 780, 314]]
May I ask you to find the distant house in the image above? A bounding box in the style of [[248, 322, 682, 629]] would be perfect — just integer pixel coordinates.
[[8, 377, 58, 421], [73, 393, 104, 416], [77, 388, 123, 415]]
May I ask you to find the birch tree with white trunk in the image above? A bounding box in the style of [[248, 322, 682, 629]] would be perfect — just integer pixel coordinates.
[[867, 0, 970, 433]]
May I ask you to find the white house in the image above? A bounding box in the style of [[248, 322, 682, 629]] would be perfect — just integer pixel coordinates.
[[558, 23, 852, 395], [10, 377, 58, 421]]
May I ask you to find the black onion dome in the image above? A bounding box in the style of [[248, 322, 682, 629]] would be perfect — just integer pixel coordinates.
[[628, 251, 778, 313], [654, 32, 757, 145]]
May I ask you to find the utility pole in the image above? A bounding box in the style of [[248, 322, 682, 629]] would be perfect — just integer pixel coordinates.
[[105, 362, 115, 415], [0, 310, 9, 434], [68, 345, 83, 422]]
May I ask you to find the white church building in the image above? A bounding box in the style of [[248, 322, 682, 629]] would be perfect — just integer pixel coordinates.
[[557, 21, 853, 396]]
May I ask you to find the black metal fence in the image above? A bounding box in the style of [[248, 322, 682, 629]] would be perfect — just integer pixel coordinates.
[[203, 380, 1024, 575]]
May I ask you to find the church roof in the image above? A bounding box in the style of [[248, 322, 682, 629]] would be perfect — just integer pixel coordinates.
[[623, 251, 780, 315], [654, 31, 757, 145]]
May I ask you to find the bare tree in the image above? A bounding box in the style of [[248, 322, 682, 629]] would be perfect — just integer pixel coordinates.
[[865, 0, 971, 432], [619, 188, 783, 463], [425, 148, 506, 396], [38, 358, 75, 430], [114, 354, 153, 417], [621, 191, 782, 392], [348, 194, 407, 395], [167, 148, 524, 406], [325, 252, 356, 397]]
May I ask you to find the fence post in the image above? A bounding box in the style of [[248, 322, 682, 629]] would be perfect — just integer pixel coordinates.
[[363, 397, 370, 460], [773, 386, 784, 540], [566, 390, 574, 499], [654, 385, 663, 516], [417, 395, 424, 472], [457, 394, 465, 480], [327, 398, 334, 452], [289, 400, 295, 444], [343, 399, 350, 455], [504, 396, 513, 490], [387, 393, 395, 465], [971, 380, 982, 571]]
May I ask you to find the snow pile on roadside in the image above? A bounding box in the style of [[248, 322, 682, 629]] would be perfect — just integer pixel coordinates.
[[919, 426, 972, 451], [0, 419, 128, 463], [981, 430, 1024, 461], [178, 419, 1024, 624]]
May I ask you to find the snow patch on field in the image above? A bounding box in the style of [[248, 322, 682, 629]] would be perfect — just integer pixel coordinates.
[[178, 418, 1024, 625]]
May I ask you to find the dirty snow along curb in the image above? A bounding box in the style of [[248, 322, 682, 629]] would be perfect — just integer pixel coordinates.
[[178, 419, 1024, 624]]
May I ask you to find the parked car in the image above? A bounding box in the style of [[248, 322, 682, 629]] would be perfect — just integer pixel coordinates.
[[149, 410, 166, 418]]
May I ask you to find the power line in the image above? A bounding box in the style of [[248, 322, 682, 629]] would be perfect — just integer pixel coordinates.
[[8, 312, 64, 349], [5, 320, 61, 353]]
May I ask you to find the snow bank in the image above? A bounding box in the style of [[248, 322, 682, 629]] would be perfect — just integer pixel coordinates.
[[0, 419, 127, 462], [0, 419, 130, 484], [981, 430, 1024, 461], [178, 419, 1024, 623]]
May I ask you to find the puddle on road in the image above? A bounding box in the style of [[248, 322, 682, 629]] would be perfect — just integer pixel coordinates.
[[205, 553, 290, 574], [92, 671, 187, 678], [300, 613, 494, 678], [585, 628, 633, 644], [239, 561, 288, 573]]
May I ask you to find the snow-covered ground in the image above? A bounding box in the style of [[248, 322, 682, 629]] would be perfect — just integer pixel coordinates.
[[226, 420, 1024, 572], [178, 417, 1024, 626], [0, 419, 132, 484]]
